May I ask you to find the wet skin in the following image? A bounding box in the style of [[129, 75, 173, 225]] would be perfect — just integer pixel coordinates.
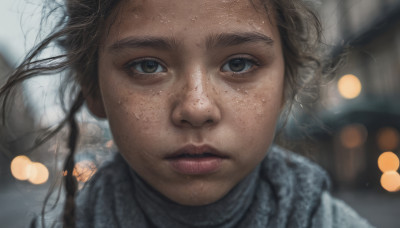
[[89, 0, 285, 206]]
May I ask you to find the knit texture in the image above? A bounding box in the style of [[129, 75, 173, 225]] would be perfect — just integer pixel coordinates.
[[74, 145, 374, 228]]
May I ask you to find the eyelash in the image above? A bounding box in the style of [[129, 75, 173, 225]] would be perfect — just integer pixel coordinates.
[[123, 56, 260, 78], [221, 57, 260, 75], [123, 58, 167, 76]]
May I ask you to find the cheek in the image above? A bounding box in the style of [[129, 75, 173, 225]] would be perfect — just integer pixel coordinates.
[[222, 81, 284, 162], [228, 89, 283, 133], [101, 87, 167, 154]]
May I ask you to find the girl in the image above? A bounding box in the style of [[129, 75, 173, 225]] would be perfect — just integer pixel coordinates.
[[1, 0, 374, 227]]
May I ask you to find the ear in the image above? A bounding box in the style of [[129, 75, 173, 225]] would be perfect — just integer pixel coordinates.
[[82, 87, 107, 119]]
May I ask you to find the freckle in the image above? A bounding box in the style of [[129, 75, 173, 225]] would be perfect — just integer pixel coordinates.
[[224, 90, 228, 93]]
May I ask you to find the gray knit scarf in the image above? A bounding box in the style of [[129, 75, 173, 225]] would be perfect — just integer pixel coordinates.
[[73, 145, 373, 228]]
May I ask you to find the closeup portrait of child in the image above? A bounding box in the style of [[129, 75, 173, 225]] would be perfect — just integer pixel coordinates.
[[0, 0, 376, 227]]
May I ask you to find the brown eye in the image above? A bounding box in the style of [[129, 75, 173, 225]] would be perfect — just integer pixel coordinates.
[[221, 58, 255, 73]]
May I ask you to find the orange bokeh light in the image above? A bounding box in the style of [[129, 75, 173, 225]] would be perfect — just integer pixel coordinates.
[[378, 151, 400, 172], [28, 162, 49, 185], [377, 127, 399, 151], [337, 74, 362, 99], [10, 156, 49, 185], [10, 155, 31, 181], [380, 171, 400, 192], [339, 124, 367, 149], [73, 160, 97, 183], [105, 140, 114, 148]]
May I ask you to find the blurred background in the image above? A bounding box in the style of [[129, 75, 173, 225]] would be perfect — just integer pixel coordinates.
[[1, 0, 400, 227]]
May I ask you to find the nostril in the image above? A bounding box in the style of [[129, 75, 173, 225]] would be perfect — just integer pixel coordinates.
[[180, 119, 190, 125], [178, 118, 214, 127]]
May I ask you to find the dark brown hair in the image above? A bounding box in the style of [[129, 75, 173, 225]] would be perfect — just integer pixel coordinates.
[[0, 0, 333, 227]]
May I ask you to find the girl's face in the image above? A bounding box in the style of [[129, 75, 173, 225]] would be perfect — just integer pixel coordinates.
[[93, 0, 284, 205]]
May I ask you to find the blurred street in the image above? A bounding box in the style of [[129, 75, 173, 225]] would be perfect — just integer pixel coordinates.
[[334, 190, 400, 228], [0, 184, 48, 228]]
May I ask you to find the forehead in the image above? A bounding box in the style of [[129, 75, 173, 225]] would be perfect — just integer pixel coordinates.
[[104, 0, 277, 46]]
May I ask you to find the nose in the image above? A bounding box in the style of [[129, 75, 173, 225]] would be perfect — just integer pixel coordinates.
[[171, 71, 221, 128]]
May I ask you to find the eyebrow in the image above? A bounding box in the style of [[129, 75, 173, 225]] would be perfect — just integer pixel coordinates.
[[108, 32, 274, 53], [205, 32, 274, 49], [108, 36, 181, 53]]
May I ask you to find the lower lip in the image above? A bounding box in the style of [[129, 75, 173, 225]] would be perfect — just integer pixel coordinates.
[[168, 157, 223, 175]]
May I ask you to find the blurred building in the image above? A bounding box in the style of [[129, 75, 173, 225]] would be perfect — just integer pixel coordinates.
[[310, 0, 400, 192], [282, 2, 400, 226]]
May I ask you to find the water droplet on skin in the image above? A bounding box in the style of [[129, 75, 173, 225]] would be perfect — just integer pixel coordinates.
[[134, 113, 140, 120], [244, 90, 248, 94], [262, 99, 266, 103], [118, 100, 122, 105]]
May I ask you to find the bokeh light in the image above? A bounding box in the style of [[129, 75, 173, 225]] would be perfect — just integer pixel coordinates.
[[380, 171, 400, 192], [377, 127, 399, 151], [339, 124, 367, 149], [337, 74, 362, 99], [10, 156, 49, 184], [378, 151, 400, 173], [27, 162, 49, 185], [10, 155, 31, 181], [105, 140, 114, 148], [73, 160, 97, 183]]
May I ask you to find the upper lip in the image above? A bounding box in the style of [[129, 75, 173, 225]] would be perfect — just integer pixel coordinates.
[[165, 144, 229, 159]]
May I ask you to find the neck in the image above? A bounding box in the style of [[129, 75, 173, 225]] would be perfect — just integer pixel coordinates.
[[131, 166, 260, 228]]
